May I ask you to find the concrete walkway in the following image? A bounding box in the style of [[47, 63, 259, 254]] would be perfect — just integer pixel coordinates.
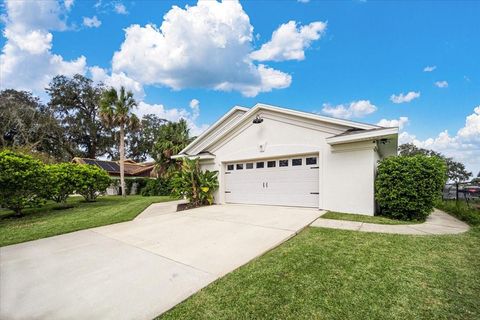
[[311, 209, 469, 235], [0, 204, 320, 320]]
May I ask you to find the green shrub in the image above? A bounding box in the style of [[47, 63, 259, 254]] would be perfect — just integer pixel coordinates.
[[46, 163, 79, 205], [0, 150, 49, 216], [74, 164, 111, 202], [140, 178, 172, 196], [375, 155, 447, 221], [435, 200, 480, 226], [171, 158, 218, 206], [125, 178, 149, 195]]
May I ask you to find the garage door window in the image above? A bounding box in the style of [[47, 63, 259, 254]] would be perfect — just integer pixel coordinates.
[[292, 158, 302, 166], [227, 164, 234, 171], [279, 160, 288, 167], [267, 160, 276, 168], [236, 164, 243, 170], [246, 163, 254, 169], [306, 157, 317, 165], [256, 162, 264, 169]]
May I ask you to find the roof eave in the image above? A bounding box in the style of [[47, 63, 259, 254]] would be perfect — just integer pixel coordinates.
[[179, 106, 249, 155], [326, 127, 399, 145]]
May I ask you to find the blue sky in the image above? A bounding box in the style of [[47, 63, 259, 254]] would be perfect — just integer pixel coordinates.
[[1, 0, 479, 174]]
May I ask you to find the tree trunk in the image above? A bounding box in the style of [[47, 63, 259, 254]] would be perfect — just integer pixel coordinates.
[[120, 124, 126, 198]]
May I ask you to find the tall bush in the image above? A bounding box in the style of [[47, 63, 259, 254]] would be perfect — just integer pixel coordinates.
[[375, 155, 447, 221], [74, 164, 111, 202], [141, 178, 172, 196], [0, 150, 49, 216], [171, 158, 218, 206], [46, 163, 79, 204]]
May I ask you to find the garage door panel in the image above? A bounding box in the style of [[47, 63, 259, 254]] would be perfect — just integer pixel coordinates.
[[224, 155, 319, 208]]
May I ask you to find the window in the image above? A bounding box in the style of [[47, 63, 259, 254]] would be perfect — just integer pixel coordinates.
[[256, 162, 264, 169], [267, 160, 276, 168], [246, 163, 254, 169], [227, 164, 234, 171], [279, 159, 288, 167], [292, 158, 302, 166], [306, 157, 317, 165], [236, 163, 243, 170]]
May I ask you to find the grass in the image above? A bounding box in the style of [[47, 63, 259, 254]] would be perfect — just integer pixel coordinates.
[[436, 200, 480, 226], [321, 211, 419, 225], [0, 195, 174, 247], [160, 226, 480, 320], [160, 203, 480, 319]]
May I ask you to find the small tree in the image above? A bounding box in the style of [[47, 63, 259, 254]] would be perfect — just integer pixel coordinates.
[[171, 158, 218, 206], [100, 86, 139, 197], [0, 150, 49, 216], [376, 155, 447, 221], [74, 165, 111, 202], [46, 163, 79, 205], [153, 119, 193, 177], [444, 158, 472, 201]]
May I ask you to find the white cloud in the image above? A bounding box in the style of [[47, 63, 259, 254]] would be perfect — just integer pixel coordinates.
[[297, 0, 310, 3], [423, 65, 436, 72], [189, 99, 200, 121], [114, 3, 128, 15], [111, 0, 293, 97], [0, 0, 86, 94], [64, 0, 74, 10], [135, 101, 209, 136], [321, 100, 377, 119], [435, 80, 448, 88], [377, 117, 409, 129], [250, 20, 326, 62], [89, 66, 144, 98], [390, 91, 420, 104], [83, 16, 102, 28], [400, 106, 480, 175]]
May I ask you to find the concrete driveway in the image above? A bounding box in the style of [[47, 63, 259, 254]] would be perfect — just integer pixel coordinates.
[[0, 204, 320, 320]]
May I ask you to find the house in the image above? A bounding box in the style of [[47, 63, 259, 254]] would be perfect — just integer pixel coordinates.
[[72, 158, 156, 195], [173, 103, 398, 215]]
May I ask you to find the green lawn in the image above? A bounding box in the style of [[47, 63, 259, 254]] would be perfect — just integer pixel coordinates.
[[0, 195, 174, 247], [160, 227, 480, 319], [321, 211, 419, 225]]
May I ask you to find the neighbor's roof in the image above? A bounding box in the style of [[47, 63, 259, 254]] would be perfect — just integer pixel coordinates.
[[72, 158, 156, 177]]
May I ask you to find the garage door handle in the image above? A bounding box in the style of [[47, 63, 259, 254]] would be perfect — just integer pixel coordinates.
[[263, 182, 265, 188], [310, 192, 319, 194], [266, 182, 268, 188]]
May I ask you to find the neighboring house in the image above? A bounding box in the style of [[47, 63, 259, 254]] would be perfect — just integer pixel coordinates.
[[173, 103, 398, 215], [72, 158, 156, 195]]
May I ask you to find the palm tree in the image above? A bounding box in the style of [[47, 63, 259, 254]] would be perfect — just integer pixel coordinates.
[[100, 86, 139, 197], [153, 119, 194, 177]]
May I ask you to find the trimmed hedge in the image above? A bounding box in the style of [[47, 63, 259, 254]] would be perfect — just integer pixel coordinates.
[[376, 155, 447, 221], [0, 150, 49, 216], [74, 165, 111, 202]]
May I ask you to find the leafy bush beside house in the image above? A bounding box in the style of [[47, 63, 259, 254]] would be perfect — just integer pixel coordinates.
[[46, 163, 80, 205], [171, 158, 219, 206], [375, 155, 447, 221], [73, 165, 112, 202], [0, 150, 49, 216]]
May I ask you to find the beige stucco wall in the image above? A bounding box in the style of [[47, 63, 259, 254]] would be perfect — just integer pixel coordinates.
[[199, 111, 381, 215]]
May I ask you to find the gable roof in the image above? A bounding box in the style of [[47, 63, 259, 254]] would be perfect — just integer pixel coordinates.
[[179, 103, 380, 156]]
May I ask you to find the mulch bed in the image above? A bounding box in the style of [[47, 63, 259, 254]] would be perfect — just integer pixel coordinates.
[[177, 203, 205, 212]]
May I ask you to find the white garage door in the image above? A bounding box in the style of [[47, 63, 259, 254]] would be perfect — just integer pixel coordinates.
[[224, 155, 319, 208]]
